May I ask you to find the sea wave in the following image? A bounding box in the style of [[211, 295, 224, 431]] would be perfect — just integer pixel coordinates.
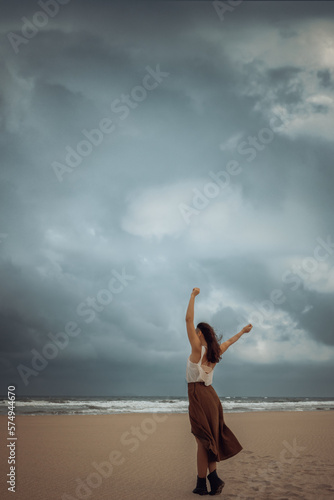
[[0, 396, 333, 416]]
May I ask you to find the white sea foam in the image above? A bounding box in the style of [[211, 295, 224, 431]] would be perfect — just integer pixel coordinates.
[[0, 396, 333, 416]]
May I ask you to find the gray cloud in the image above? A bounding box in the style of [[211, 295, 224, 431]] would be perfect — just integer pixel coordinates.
[[317, 69, 333, 88], [1, 0, 334, 397]]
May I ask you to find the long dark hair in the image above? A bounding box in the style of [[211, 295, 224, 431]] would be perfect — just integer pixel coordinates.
[[196, 322, 222, 364]]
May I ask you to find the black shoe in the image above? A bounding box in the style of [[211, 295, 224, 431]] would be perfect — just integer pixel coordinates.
[[207, 470, 225, 495], [192, 475, 209, 495]]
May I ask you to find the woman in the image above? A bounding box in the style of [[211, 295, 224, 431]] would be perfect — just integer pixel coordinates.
[[186, 287, 253, 496]]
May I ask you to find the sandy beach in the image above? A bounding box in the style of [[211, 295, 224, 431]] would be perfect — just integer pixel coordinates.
[[1, 411, 334, 499]]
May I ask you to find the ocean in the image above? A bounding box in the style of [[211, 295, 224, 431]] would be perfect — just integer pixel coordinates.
[[1, 396, 334, 416]]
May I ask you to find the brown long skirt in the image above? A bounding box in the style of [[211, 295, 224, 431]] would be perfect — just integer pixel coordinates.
[[188, 382, 242, 462]]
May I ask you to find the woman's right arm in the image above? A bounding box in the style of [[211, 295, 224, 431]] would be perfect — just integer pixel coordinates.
[[185, 288, 201, 350], [220, 324, 253, 354]]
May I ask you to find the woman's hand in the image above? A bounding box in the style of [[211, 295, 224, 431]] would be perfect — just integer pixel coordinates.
[[242, 324, 253, 334], [191, 287, 200, 297]]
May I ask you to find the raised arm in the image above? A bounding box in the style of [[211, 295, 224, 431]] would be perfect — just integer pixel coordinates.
[[220, 324, 253, 354], [185, 287, 201, 350]]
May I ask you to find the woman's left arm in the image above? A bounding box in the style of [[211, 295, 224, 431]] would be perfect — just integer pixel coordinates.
[[185, 288, 201, 349], [220, 324, 253, 354]]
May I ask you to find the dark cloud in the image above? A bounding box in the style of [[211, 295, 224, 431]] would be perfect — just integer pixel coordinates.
[[296, 291, 334, 346], [1, 0, 334, 397], [317, 69, 333, 89]]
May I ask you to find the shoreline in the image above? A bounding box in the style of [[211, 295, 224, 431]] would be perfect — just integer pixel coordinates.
[[2, 395, 333, 418], [2, 408, 334, 417]]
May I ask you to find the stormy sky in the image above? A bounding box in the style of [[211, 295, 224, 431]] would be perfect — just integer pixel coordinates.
[[1, 0, 334, 397]]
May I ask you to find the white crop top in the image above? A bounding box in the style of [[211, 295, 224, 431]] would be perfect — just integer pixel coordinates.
[[186, 345, 214, 386]]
